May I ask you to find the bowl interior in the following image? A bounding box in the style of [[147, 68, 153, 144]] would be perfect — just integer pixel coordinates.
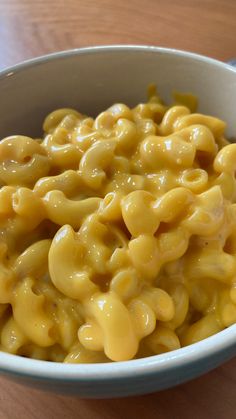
[[0, 46, 236, 396], [0, 46, 236, 140]]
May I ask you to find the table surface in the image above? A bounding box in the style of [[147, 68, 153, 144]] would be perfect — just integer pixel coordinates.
[[0, 0, 236, 418]]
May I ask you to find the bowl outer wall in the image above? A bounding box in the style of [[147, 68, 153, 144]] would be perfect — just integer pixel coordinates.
[[0, 45, 236, 397]]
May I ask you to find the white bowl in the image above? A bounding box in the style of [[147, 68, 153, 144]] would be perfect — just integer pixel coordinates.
[[0, 46, 236, 398]]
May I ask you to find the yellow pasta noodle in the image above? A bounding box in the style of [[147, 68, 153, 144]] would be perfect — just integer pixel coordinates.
[[0, 90, 235, 363]]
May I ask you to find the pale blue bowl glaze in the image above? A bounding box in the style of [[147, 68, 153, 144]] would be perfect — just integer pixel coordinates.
[[0, 46, 236, 397], [0, 326, 236, 397]]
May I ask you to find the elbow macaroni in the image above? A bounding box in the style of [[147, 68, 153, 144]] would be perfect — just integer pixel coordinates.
[[0, 89, 236, 363]]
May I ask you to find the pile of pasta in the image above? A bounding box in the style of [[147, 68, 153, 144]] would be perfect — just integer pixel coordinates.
[[0, 89, 236, 363]]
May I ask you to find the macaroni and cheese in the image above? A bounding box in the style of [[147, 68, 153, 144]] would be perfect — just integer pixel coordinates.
[[0, 88, 236, 363]]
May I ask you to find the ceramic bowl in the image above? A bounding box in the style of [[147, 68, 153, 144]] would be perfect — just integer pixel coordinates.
[[0, 46, 236, 398]]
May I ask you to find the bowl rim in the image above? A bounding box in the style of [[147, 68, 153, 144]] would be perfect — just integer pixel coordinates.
[[1, 44, 236, 79], [0, 45, 236, 381], [0, 325, 235, 381]]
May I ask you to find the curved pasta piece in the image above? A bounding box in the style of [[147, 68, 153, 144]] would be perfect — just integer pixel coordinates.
[[107, 247, 130, 273], [128, 298, 156, 338], [0, 186, 16, 215], [129, 227, 190, 281], [136, 118, 157, 138], [182, 185, 225, 235], [0, 263, 15, 304], [55, 299, 83, 351], [49, 224, 98, 300], [128, 235, 160, 280], [12, 187, 46, 228], [174, 114, 226, 138], [121, 190, 159, 236], [133, 102, 166, 124], [181, 313, 222, 346], [140, 135, 196, 170], [72, 118, 101, 152], [176, 125, 217, 154], [105, 173, 145, 195], [211, 172, 236, 200], [214, 143, 236, 174], [94, 111, 115, 131], [0, 136, 50, 186], [217, 290, 236, 327], [138, 287, 175, 322], [43, 108, 82, 133], [184, 247, 236, 284], [79, 140, 116, 189], [12, 277, 55, 347], [107, 103, 133, 121], [114, 119, 138, 152], [64, 343, 108, 364], [78, 321, 104, 352], [144, 325, 181, 354], [109, 269, 139, 301], [13, 239, 51, 279], [31, 278, 83, 351], [82, 292, 138, 361], [1, 317, 28, 354], [18, 344, 66, 362], [157, 226, 190, 265], [43, 190, 102, 228], [109, 155, 130, 175], [78, 214, 120, 274], [99, 191, 123, 222], [160, 106, 190, 135], [34, 170, 81, 197], [187, 277, 219, 313], [154, 187, 194, 221], [178, 169, 208, 193], [164, 284, 189, 329], [0, 243, 16, 304], [42, 134, 82, 169]]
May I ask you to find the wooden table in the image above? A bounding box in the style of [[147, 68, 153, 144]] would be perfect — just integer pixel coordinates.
[[0, 0, 236, 418]]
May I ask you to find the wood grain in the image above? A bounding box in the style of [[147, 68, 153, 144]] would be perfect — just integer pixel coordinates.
[[0, 0, 236, 417], [0, 358, 236, 419], [0, 0, 236, 70]]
